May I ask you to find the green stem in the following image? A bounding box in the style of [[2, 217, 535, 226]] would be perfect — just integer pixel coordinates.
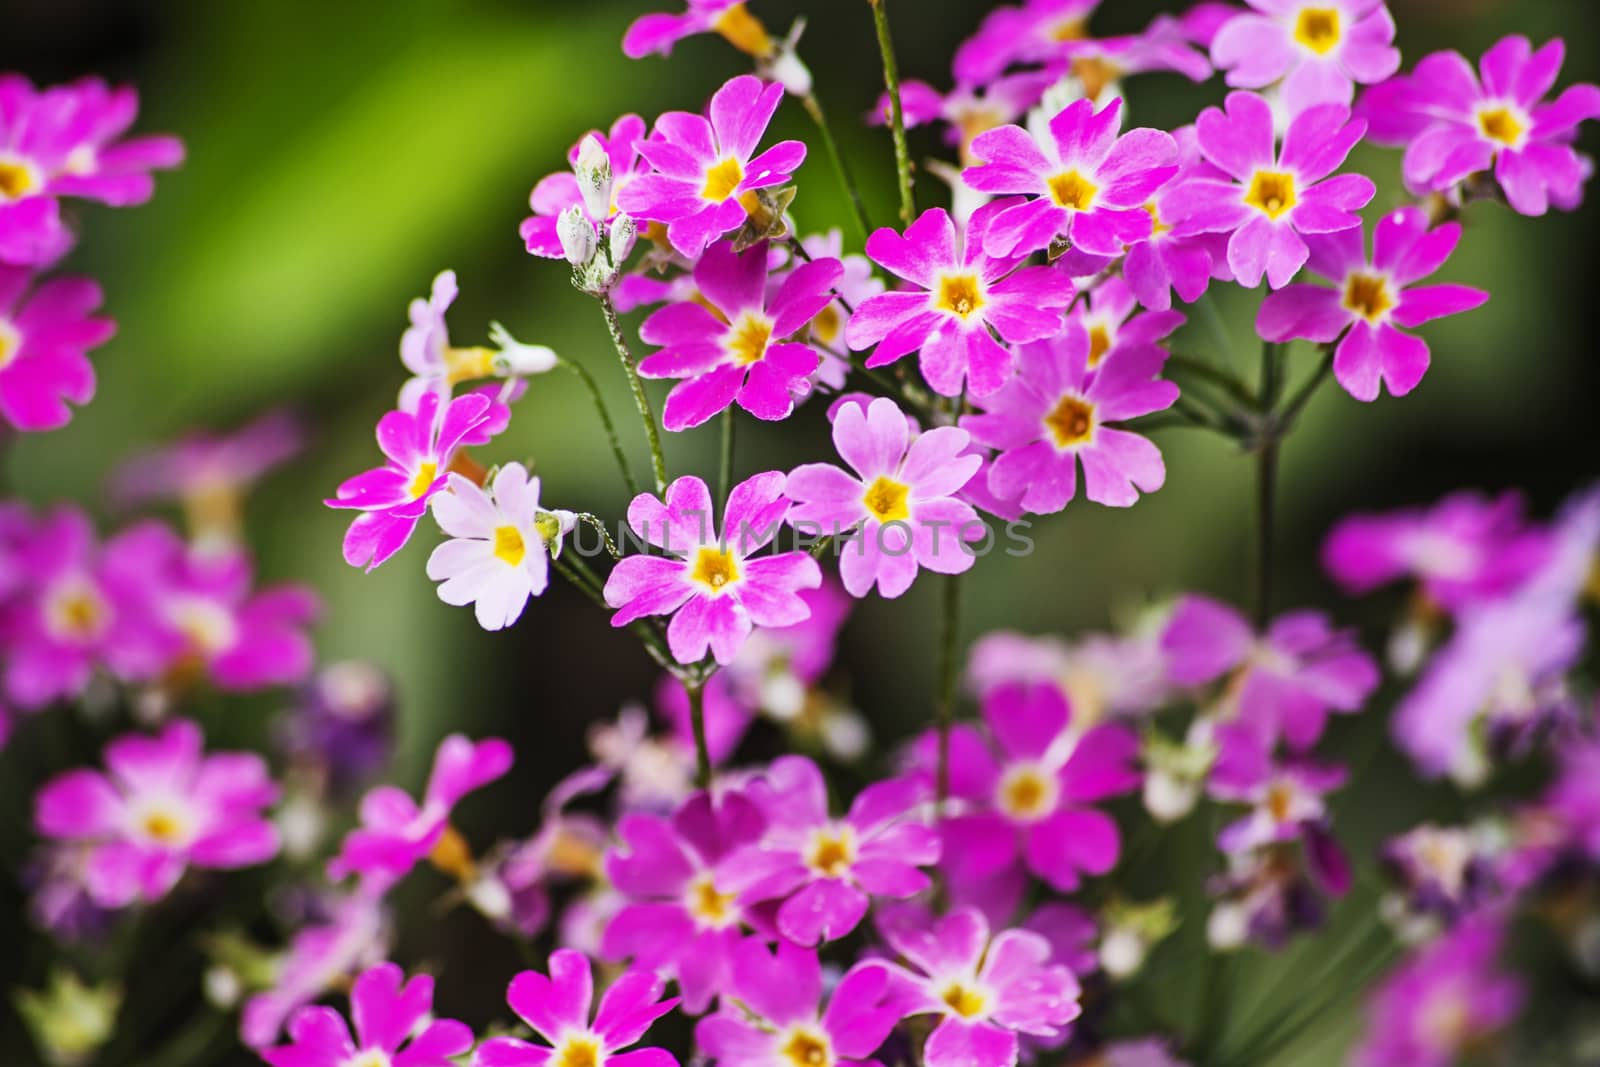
[[1254, 341, 1283, 630], [1278, 346, 1336, 428], [576, 513, 621, 559], [869, 0, 915, 225], [935, 573, 963, 808], [1166, 354, 1256, 408], [1195, 291, 1236, 363], [599, 295, 669, 494], [686, 678, 713, 788], [801, 92, 872, 241], [559, 357, 639, 498], [719, 407, 735, 504]]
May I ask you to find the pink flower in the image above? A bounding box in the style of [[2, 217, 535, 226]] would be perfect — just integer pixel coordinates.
[[1073, 277, 1185, 368], [328, 734, 513, 885], [522, 115, 650, 257], [1359, 36, 1600, 215], [240, 889, 391, 1048], [1210, 0, 1400, 114], [1054, 15, 1214, 103], [963, 97, 1180, 259], [1322, 490, 1551, 611], [875, 903, 1082, 1067], [261, 962, 473, 1067], [1257, 207, 1488, 401], [110, 410, 302, 513], [1118, 126, 1235, 311], [1351, 919, 1523, 1067], [638, 240, 841, 429], [873, 73, 1057, 164], [121, 521, 320, 691], [34, 719, 279, 907], [785, 397, 983, 598], [960, 317, 1178, 515], [602, 789, 766, 1014], [618, 76, 805, 258], [0, 265, 115, 431], [0, 76, 183, 265], [920, 682, 1139, 902], [782, 230, 884, 392], [1, 509, 169, 708], [1212, 759, 1348, 857], [1545, 734, 1600, 863], [697, 939, 902, 1067], [721, 755, 939, 945], [1171, 91, 1374, 288], [325, 390, 496, 572], [472, 950, 680, 1067], [603, 473, 822, 666], [844, 203, 1075, 397], [1161, 594, 1379, 752], [953, 0, 1104, 86], [623, 1, 764, 60]]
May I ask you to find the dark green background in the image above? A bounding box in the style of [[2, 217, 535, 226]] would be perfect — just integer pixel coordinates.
[[2, 0, 1597, 1063]]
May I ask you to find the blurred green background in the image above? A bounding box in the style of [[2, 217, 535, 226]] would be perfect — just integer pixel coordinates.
[[3, 0, 1598, 1064]]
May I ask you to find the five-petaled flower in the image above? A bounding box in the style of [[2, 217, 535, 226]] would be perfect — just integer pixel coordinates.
[[1210, 0, 1401, 114], [0, 265, 115, 432], [619, 75, 805, 258], [1172, 91, 1374, 289], [844, 203, 1076, 397], [1257, 206, 1488, 401], [603, 473, 822, 665], [262, 962, 474, 1067], [638, 240, 842, 430]]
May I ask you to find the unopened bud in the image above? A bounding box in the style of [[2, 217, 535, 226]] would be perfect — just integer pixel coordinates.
[[758, 19, 813, 97], [1207, 901, 1249, 951], [1099, 927, 1147, 979], [488, 323, 558, 377], [574, 135, 614, 220], [557, 204, 597, 266], [609, 213, 638, 263]]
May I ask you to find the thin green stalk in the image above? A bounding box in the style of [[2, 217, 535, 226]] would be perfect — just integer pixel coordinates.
[[599, 295, 668, 493], [686, 679, 713, 788], [719, 407, 735, 504], [801, 92, 872, 240], [869, 0, 915, 224], [1196, 291, 1236, 363], [576, 513, 621, 559], [1278, 346, 1336, 428], [1166, 354, 1256, 408], [1254, 341, 1283, 630], [935, 573, 963, 808], [559, 357, 639, 497]]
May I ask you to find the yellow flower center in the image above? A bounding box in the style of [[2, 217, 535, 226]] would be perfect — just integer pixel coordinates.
[[702, 156, 746, 202], [45, 580, 111, 642], [1293, 7, 1342, 54], [428, 824, 478, 881], [493, 524, 527, 566], [997, 765, 1059, 822], [1342, 272, 1393, 322], [1477, 106, 1526, 148], [685, 873, 739, 927], [940, 983, 987, 1019], [554, 1035, 602, 1067], [862, 475, 911, 524], [1244, 171, 1298, 220], [136, 804, 192, 846], [1045, 394, 1095, 448], [344, 1051, 393, 1067], [935, 274, 985, 320], [1048, 169, 1098, 211], [409, 461, 438, 499], [691, 546, 741, 591], [712, 2, 774, 58], [726, 312, 774, 365], [1072, 56, 1121, 102], [445, 346, 496, 385], [1049, 16, 1088, 42], [1087, 323, 1113, 368], [1143, 200, 1170, 237], [0, 319, 19, 370], [781, 1028, 832, 1067], [1584, 553, 1600, 604], [1265, 782, 1296, 823], [0, 158, 37, 201], [812, 304, 842, 347], [806, 826, 856, 877]]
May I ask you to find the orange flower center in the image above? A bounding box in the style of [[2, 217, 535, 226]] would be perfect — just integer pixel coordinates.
[[1342, 273, 1393, 322], [1045, 394, 1095, 448]]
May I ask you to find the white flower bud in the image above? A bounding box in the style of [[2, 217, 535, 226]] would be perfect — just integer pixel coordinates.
[[760, 671, 806, 720], [1143, 767, 1201, 824], [574, 135, 614, 221], [204, 966, 242, 1009], [557, 204, 597, 267], [821, 708, 871, 762], [609, 213, 638, 263], [1207, 902, 1249, 952], [1099, 927, 1147, 980], [467, 875, 513, 922], [488, 323, 558, 377]]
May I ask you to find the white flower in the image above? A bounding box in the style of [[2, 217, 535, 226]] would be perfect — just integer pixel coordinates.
[[426, 464, 574, 630]]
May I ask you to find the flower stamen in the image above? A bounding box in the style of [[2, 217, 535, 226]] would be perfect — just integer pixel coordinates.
[[935, 274, 985, 320], [1342, 273, 1393, 322], [1293, 7, 1342, 54], [1045, 394, 1095, 448], [1244, 171, 1298, 220], [862, 476, 911, 523], [702, 157, 746, 202], [691, 546, 741, 592]]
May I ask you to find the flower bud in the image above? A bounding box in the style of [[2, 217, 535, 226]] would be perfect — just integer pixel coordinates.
[[609, 212, 638, 263], [488, 323, 558, 377], [1207, 901, 1249, 951], [1099, 926, 1148, 979], [557, 204, 597, 266], [574, 135, 614, 221]]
